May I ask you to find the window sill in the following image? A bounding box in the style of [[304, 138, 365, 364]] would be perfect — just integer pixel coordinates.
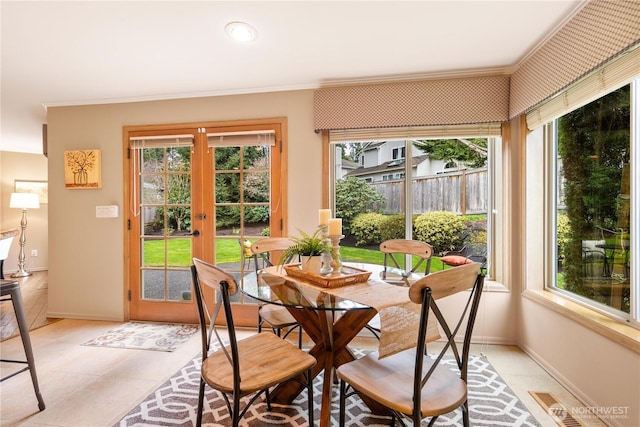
[[484, 279, 509, 292], [523, 289, 640, 354]]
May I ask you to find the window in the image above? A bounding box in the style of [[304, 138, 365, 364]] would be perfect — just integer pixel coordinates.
[[382, 173, 404, 181], [392, 146, 405, 160], [329, 134, 502, 282], [548, 82, 636, 319]]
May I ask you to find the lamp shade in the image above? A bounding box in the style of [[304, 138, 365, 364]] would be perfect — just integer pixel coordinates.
[[9, 192, 40, 209]]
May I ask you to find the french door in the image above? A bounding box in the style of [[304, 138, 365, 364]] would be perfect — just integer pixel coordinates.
[[125, 119, 286, 325]]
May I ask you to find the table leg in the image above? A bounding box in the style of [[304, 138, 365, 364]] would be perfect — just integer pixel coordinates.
[[318, 309, 335, 427], [269, 307, 387, 427]]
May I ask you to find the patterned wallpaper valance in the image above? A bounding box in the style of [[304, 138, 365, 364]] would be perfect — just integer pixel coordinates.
[[510, 0, 640, 119], [313, 76, 510, 132]]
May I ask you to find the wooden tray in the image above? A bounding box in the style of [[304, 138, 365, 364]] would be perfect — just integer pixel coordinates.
[[283, 264, 371, 288]]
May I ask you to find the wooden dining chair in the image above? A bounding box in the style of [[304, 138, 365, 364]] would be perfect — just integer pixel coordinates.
[[366, 239, 434, 338], [337, 262, 484, 427], [191, 258, 316, 427], [250, 237, 303, 348], [380, 239, 434, 279]]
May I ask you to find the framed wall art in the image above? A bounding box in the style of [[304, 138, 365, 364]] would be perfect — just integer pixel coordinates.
[[64, 149, 102, 189], [15, 180, 49, 204]]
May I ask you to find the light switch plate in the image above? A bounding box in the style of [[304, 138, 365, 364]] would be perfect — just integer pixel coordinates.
[[96, 205, 119, 218]]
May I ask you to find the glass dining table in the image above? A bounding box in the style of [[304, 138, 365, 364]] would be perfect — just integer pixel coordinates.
[[241, 263, 426, 427]]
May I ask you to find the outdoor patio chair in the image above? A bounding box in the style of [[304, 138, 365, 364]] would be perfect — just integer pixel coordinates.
[[582, 239, 607, 278], [440, 243, 488, 272], [238, 239, 254, 270]]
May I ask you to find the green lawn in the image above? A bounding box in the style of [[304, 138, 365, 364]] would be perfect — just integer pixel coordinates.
[[144, 237, 446, 270], [143, 238, 242, 267]]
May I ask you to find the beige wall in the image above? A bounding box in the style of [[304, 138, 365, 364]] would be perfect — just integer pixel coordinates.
[[0, 151, 48, 274], [46, 90, 323, 320]]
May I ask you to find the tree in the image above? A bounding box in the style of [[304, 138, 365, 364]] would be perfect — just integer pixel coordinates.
[[214, 145, 270, 227], [340, 142, 378, 162], [335, 177, 385, 235], [558, 85, 630, 295], [413, 138, 488, 168]]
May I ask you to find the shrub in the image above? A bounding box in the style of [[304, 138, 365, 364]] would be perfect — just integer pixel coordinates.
[[335, 177, 385, 235], [414, 211, 465, 254], [379, 214, 406, 242], [350, 213, 385, 246], [556, 212, 570, 262], [468, 230, 487, 244]]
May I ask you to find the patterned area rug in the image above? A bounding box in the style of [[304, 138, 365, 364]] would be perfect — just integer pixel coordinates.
[[116, 349, 540, 426], [82, 322, 199, 352]]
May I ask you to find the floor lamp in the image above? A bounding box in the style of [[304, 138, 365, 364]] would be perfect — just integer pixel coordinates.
[[9, 192, 40, 278]]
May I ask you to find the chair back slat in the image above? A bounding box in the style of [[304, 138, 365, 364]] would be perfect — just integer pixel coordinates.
[[380, 239, 434, 276], [191, 258, 241, 388], [409, 262, 485, 418], [409, 262, 480, 302], [250, 237, 296, 272], [380, 239, 434, 258]]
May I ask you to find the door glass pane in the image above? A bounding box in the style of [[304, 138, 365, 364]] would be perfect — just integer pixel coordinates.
[[244, 145, 270, 168], [212, 138, 273, 290], [215, 146, 240, 170], [244, 171, 269, 202], [138, 145, 193, 302], [215, 172, 240, 203], [141, 270, 163, 300], [244, 205, 270, 236], [167, 237, 191, 266], [141, 148, 164, 173], [142, 207, 163, 236]]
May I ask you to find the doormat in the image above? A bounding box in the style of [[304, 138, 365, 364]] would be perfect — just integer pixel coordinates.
[[116, 350, 541, 426], [82, 322, 199, 352]]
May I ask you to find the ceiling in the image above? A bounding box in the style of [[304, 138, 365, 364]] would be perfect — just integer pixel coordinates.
[[1, 1, 585, 154]]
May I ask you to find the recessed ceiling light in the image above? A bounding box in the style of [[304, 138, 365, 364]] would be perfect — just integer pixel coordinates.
[[225, 22, 258, 42]]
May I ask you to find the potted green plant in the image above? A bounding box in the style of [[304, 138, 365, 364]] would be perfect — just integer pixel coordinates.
[[278, 227, 332, 273]]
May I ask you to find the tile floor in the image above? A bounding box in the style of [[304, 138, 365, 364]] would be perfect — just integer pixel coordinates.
[[0, 318, 607, 427]]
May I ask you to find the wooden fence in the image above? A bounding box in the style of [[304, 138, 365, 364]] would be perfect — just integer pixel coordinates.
[[370, 168, 488, 215]]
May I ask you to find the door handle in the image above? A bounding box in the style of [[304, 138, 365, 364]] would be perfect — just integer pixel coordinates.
[[190, 230, 200, 237]]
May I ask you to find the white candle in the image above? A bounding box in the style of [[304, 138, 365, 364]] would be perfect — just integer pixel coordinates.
[[319, 209, 331, 226], [328, 218, 342, 236]]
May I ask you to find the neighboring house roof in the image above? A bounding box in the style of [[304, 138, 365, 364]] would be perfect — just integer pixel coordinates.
[[346, 154, 429, 177], [362, 141, 386, 151], [340, 159, 359, 170]]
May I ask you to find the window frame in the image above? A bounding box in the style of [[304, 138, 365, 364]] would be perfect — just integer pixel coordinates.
[[324, 132, 505, 288], [543, 79, 638, 327]]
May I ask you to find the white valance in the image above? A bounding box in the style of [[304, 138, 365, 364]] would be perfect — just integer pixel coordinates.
[[130, 134, 194, 149], [207, 130, 275, 147], [329, 123, 503, 143]]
